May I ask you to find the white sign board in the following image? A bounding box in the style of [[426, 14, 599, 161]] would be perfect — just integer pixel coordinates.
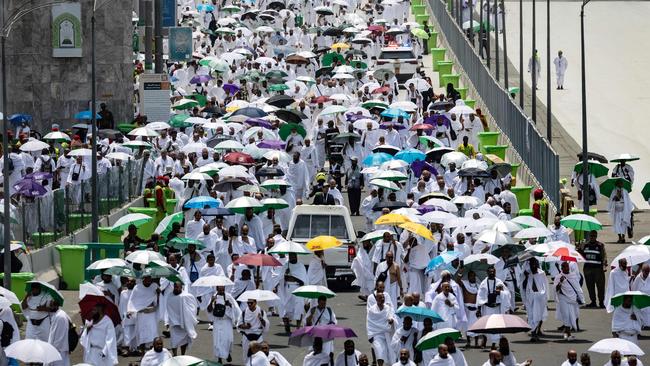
[[139, 74, 171, 122], [52, 3, 82, 57]]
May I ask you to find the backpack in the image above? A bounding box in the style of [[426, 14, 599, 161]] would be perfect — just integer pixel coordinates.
[[0, 320, 13, 347], [68, 322, 80, 352], [6, 158, 14, 174], [40, 156, 53, 173]]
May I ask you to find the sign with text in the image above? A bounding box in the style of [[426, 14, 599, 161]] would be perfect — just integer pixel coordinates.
[[168, 27, 193, 62], [52, 3, 82, 57], [139, 74, 171, 122], [162, 0, 177, 28]]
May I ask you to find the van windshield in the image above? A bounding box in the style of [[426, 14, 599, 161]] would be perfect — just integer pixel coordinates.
[[292, 214, 349, 240], [379, 50, 415, 59]]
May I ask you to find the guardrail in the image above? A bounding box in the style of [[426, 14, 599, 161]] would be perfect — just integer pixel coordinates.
[[427, 0, 560, 207]]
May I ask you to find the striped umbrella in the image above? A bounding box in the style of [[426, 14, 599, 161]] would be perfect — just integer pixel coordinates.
[[468, 314, 531, 334]]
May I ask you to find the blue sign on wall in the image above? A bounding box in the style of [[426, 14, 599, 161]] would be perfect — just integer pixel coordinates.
[[168, 27, 193, 62], [162, 0, 176, 28]]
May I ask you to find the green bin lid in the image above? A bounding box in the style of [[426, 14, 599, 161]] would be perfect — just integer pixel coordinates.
[[55, 244, 88, 251], [128, 207, 158, 214], [0, 272, 35, 279]]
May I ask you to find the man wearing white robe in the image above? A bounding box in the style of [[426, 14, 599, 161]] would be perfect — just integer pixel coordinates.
[[477, 267, 510, 346], [604, 258, 631, 313], [391, 348, 417, 366], [632, 264, 650, 327], [335, 340, 363, 366], [304, 337, 332, 366], [185, 211, 206, 240], [560, 350, 581, 366], [390, 317, 418, 359], [21, 283, 53, 341], [367, 293, 398, 366], [287, 152, 311, 199], [553, 262, 585, 341], [239, 208, 266, 251], [196, 253, 225, 310], [127, 276, 159, 349], [611, 294, 642, 345], [80, 304, 119, 366], [431, 282, 460, 329], [428, 344, 456, 366], [48, 302, 71, 366], [352, 239, 376, 299], [209, 286, 241, 363], [548, 214, 571, 243], [140, 337, 172, 366], [238, 300, 269, 361], [443, 337, 468, 366], [308, 251, 327, 286], [166, 282, 198, 355], [119, 279, 137, 354], [404, 236, 434, 295], [375, 252, 403, 309], [279, 253, 309, 332], [553, 51, 568, 89], [518, 258, 547, 340], [261, 341, 291, 366], [608, 187, 634, 243]]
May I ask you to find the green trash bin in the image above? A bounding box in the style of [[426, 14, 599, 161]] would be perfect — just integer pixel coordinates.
[[31, 232, 57, 248], [518, 208, 533, 217], [477, 132, 500, 151], [166, 198, 178, 214], [127, 207, 158, 240], [464, 99, 476, 109], [411, 0, 422, 5], [412, 5, 425, 15], [456, 87, 468, 100], [99, 227, 123, 244], [570, 208, 599, 242], [431, 48, 446, 70], [99, 198, 120, 215], [416, 14, 429, 24], [441, 74, 461, 88], [484, 145, 508, 160], [147, 197, 167, 223], [436, 61, 453, 84], [510, 163, 521, 186], [429, 32, 438, 48], [0, 272, 35, 301], [69, 213, 91, 232], [56, 245, 87, 290], [511, 185, 534, 211]]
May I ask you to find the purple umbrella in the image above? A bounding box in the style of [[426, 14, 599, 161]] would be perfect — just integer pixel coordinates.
[[425, 114, 451, 128], [246, 118, 273, 129], [190, 74, 213, 84], [289, 325, 357, 347], [257, 140, 286, 150], [223, 83, 240, 95], [411, 160, 438, 178], [346, 113, 370, 122], [14, 178, 47, 197], [24, 172, 53, 180], [379, 122, 406, 130]]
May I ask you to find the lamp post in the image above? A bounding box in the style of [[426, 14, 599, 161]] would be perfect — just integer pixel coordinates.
[[518, 0, 523, 108], [546, 0, 552, 143], [580, 0, 591, 213], [531, 0, 536, 123], [502, 0, 508, 88], [91, 3, 98, 242]]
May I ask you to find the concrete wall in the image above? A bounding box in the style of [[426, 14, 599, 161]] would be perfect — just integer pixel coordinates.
[[2, 0, 134, 132]]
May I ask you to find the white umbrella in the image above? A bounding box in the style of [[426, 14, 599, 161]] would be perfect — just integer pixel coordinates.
[[334, 65, 356, 73], [372, 170, 408, 181], [237, 289, 280, 302], [404, 78, 430, 92], [514, 227, 553, 239], [182, 171, 212, 181], [380, 159, 409, 170], [181, 142, 208, 154], [5, 339, 62, 364], [0, 286, 20, 304], [464, 253, 500, 265], [128, 127, 159, 137], [122, 140, 153, 149], [147, 121, 171, 130], [421, 211, 457, 225], [611, 244, 650, 267], [214, 140, 245, 151], [79, 282, 104, 299], [68, 148, 93, 157], [263, 150, 291, 163], [610, 153, 640, 163], [360, 229, 396, 242], [491, 220, 522, 234], [329, 93, 352, 102], [292, 285, 336, 298], [110, 213, 152, 231], [191, 275, 234, 287], [451, 195, 481, 208], [217, 165, 251, 179], [105, 152, 133, 161], [389, 101, 418, 112], [510, 216, 546, 229], [588, 337, 644, 356], [86, 258, 127, 270], [369, 178, 400, 191], [526, 241, 574, 254], [260, 178, 291, 189], [423, 198, 458, 212], [320, 105, 348, 115], [161, 355, 205, 366], [185, 116, 209, 125], [449, 100, 475, 115], [43, 131, 71, 141], [440, 151, 469, 167], [255, 26, 275, 33], [225, 196, 263, 210], [353, 119, 379, 131], [244, 126, 276, 141], [476, 230, 514, 246], [125, 250, 165, 265], [461, 158, 489, 171], [268, 240, 311, 255], [19, 139, 50, 152], [332, 73, 355, 80], [463, 217, 498, 233], [464, 208, 498, 219]]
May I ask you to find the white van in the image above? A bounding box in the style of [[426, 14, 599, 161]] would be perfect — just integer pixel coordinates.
[[377, 46, 418, 84], [286, 205, 358, 283]]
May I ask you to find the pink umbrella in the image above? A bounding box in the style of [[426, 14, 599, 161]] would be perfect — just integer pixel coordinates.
[[468, 314, 531, 334], [234, 253, 282, 267], [289, 325, 357, 347]]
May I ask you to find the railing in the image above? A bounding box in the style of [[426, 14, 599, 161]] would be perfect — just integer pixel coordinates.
[[18, 159, 144, 247], [428, 0, 560, 207]]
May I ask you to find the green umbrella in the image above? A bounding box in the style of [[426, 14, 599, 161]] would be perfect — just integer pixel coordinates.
[[140, 265, 180, 279], [642, 182, 650, 202], [508, 86, 520, 94], [209, 60, 230, 73], [167, 237, 206, 250], [268, 83, 289, 92], [361, 100, 388, 109], [222, 5, 241, 12], [332, 132, 361, 143], [321, 52, 345, 67], [104, 266, 138, 278], [561, 213, 603, 231], [416, 328, 461, 351], [26, 281, 64, 306], [266, 70, 288, 79], [573, 160, 609, 178], [155, 212, 184, 239], [611, 291, 650, 309], [279, 123, 306, 140], [599, 177, 632, 198], [411, 28, 429, 39], [261, 198, 290, 210], [215, 27, 236, 35], [169, 114, 192, 128], [349, 60, 368, 69], [292, 285, 336, 299], [188, 93, 207, 107], [172, 98, 200, 110]]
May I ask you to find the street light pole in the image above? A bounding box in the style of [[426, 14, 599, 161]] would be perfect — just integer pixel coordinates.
[[502, 0, 508, 89], [546, 0, 552, 143], [495, 0, 500, 81], [2, 36, 10, 287], [518, 0, 523, 108], [580, 0, 591, 213], [531, 0, 536, 122], [90, 9, 98, 242]]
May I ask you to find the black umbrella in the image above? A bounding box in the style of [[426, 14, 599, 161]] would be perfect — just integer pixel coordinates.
[[418, 192, 452, 205], [316, 66, 334, 78], [266, 0, 286, 10], [266, 94, 296, 108], [241, 11, 258, 20], [317, 8, 335, 15], [577, 151, 608, 164], [274, 109, 305, 123], [345, 49, 367, 57], [458, 167, 490, 177], [323, 26, 343, 37], [255, 166, 285, 177], [231, 107, 268, 118], [212, 177, 249, 191], [426, 147, 454, 161], [97, 129, 122, 139], [259, 13, 275, 21], [206, 136, 235, 148], [490, 163, 512, 177], [372, 201, 408, 211], [429, 100, 455, 111]]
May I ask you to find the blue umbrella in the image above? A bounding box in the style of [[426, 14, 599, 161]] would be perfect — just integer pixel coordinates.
[[396, 306, 444, 323], [395, 148, 426, 164], [8, 114, 32, 125], [380, 108, 410, 119], [426, 251, 460, 273], [74, 110, 102, 120], [184, 196, 220, 209], [197, 3, 215, 11], [362, 152, 393, 167]]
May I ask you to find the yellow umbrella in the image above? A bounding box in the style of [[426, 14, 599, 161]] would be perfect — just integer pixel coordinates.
[[375, 213, 411, 226], [331, 42, 350, 50], [399, 222, 435, 241], [306, 236, 343, 251]]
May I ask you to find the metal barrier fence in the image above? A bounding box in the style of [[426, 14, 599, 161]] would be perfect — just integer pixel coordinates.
[[18, 159, 144, 247], [428, 0, 560, 207]]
